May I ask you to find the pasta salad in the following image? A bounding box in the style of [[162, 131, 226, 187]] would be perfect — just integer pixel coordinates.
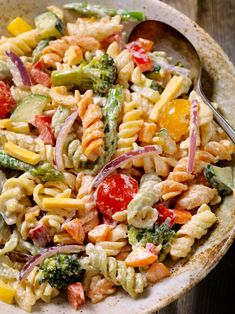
[[0, 2, 234, 312]]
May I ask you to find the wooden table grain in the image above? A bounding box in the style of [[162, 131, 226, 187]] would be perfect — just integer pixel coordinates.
[[157, 1, 235, 314]]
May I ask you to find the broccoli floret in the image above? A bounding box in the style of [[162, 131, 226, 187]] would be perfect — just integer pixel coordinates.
[[52, 53, 117, 95], [128, 224, 175, 260], [39, 254, 84, 289]]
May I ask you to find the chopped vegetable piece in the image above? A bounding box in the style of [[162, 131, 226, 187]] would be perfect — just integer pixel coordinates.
[[150, 75, 184, 121], [146, 262, 170, 283], [30, 61, 51, 87], [92, 145, 162, 188], [55, 110, 79, 171], [28, 223, 51, 247], [20, 245, 84, 280], [30, 162, 64, 181], [7, 17, 32, 36], [101, 33, 121, 50], [125, 247, 157, 267], [0, 81, 16, 118], [0, 282, 15, 304], [96, 174, 138, 219], [187, 99, 199, 173], [35, 11, 64, 39], [126, 40, 153, 72], [10, 94, 50, 122], [64, 218, 85, 243], [204, 164, 233, 195], [52, 53, 116, 95], [42, 198, 84, 210], [4, 142, 41, 165], [155, 204, 176, 227], [32, 115, 55, 145], [88, 224, 111, 243], [6, 51, 32, 87], [39, 254, 84, 289], [63, 3, 145, 21], [173, 209, 192, 224], [137, 38, 154, 52], [0, 151, 63, 181], [158, 99, 191, 141], [128, 224, 175, 251], [67, 282, 85, 310]]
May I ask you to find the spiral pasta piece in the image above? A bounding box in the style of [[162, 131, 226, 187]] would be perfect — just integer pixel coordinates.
[[170, 204, 217, 259], [0, 173, 36, 225], [40, 35, 100, 68], [67, 16, 123, 42], [86, 274, 116, 303], [175, 184, 218, 210], [82, 243, 147, 298], [114, 48, 135, 88], [127, 174, 161, 228], [78, 91, 104, 162], [132, 143, 177, 177], [0, 29, 40, 58], [203, 139, 235, 161], [115, 100, 143, 158], [11, 267, 59, 312]]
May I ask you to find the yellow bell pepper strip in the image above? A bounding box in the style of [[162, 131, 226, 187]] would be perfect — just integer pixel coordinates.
[[0, 282, 15, 304], [7, 17, 32, 36]]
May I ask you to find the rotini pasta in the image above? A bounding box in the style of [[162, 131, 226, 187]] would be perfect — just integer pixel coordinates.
[[127, 174, 161, 228], [78, 90, 104, 161], [115, 99, 143, 158], [67, 16, 123, 41], [82, 243, 147, 298], [40, 36, 100, 68], [0, 173, 36, 225], [0, 29, 40, 58], [170, 204, 217, 259]]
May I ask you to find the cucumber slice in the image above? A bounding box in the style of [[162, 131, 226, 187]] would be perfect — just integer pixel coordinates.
[[10, 94, 50, 122], [35, 11, 64, 39], [204, 164, 233, 195]]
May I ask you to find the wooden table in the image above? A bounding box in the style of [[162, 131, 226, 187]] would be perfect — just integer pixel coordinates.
[[157, 1, 235, 313]]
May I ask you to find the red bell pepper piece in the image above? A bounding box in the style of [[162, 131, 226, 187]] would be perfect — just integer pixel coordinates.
[[155, 203, 176, 227], [126, 39, 153, 72], [32, 114, 55, 145]]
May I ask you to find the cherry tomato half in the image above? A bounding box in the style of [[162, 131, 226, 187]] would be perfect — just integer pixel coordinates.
[[0, 81, 16, 118], [96, 174, 138, 219]]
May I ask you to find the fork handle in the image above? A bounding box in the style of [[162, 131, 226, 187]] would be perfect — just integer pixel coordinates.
[[196, 84, 235, 143]]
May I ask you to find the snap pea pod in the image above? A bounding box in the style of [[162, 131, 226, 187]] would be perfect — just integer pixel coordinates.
[[63, 3, 145, 21], [0, 151, 63, 181]]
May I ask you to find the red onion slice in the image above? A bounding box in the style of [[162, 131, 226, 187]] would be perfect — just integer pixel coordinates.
[[6, 51, 32, 87], [55, 110, 79, 171], [19, 244, 84, 281], [187, 99, 199, 173], [92, 145, 162, 189]]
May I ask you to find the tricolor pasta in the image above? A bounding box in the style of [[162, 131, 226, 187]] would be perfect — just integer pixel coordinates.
[[0, 2, 234, 312]]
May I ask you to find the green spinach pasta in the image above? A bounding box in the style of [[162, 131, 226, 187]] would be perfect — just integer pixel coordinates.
[[0, 2, 234, 312]]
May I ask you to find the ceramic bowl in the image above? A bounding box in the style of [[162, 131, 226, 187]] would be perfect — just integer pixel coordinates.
[[0, 1, 234, 313]]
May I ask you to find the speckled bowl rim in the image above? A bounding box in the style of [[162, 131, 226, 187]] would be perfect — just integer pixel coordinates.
[[0, 1, 234, 313]]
